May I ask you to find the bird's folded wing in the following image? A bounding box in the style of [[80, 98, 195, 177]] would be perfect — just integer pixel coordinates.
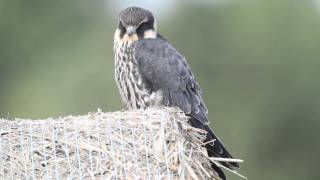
[[134, 38, 209, 125]]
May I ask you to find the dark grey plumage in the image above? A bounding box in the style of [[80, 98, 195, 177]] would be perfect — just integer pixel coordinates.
[[114, 7, 239, 180], [135, 39, 208, 124], [119, 7, 154, 28]]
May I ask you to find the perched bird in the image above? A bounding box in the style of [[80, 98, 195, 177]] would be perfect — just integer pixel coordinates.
[[113, 7, 239, 179]]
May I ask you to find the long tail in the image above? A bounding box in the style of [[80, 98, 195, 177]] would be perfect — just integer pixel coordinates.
[[204, 124, 239, 169], [189, 117, 239, 179]]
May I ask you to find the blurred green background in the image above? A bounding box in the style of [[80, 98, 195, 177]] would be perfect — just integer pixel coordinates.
[[1, 0, 320, 179]]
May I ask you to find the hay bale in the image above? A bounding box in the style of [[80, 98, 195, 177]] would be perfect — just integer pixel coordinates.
[[0, 108, 224, 179]]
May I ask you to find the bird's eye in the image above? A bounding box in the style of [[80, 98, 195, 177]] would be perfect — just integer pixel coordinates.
[[138, 22, 147, 30]]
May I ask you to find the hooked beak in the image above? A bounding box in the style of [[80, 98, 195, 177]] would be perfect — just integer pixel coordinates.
[[126, 26, 137, 36]]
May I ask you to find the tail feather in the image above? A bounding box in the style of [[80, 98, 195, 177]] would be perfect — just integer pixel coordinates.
[[204, 125, 240, 169], [189, 117, 239, 180], [211, 162, 227, 180]]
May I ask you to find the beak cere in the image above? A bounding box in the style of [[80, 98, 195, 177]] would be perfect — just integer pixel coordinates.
[[126, 26, 136, 36], [121, 26, 139, 42]]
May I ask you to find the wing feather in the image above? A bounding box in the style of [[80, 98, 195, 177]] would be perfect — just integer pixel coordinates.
[[134, 38, 208, 125], [135, 38, 240, 171]]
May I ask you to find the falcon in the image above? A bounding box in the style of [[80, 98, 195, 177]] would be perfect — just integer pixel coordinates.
[[113, 7, 239, 179]]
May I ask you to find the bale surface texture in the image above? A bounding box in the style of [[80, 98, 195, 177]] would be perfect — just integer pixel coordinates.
[[0, 108, 221, 179]]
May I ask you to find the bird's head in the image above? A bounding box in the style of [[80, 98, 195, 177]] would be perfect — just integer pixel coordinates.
[[114, 7, 157, 42]]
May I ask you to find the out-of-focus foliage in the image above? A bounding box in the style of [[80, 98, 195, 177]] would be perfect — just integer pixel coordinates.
[[0, 0, 320, 179]]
